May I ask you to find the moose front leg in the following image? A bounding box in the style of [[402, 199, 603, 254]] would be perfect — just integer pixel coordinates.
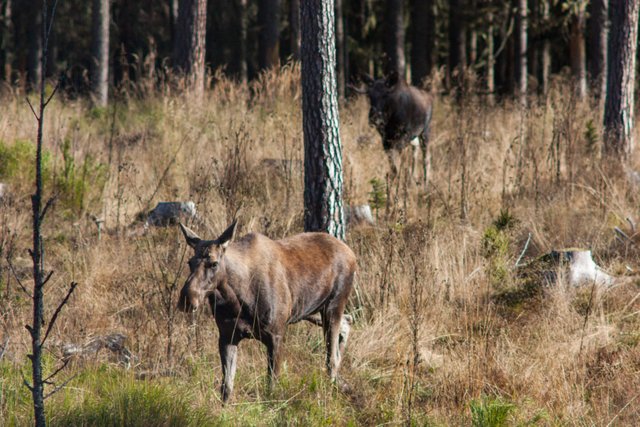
[[218, 335, 238, 403]]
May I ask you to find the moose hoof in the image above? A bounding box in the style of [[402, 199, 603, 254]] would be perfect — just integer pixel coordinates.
[[334, 377, 352, 394]]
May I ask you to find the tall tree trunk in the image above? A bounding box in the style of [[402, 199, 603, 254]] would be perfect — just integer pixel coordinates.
[[515, 0, 527, 105], [238, 0, 248, 83], [569, 8, 587, 99], [604, 0, 640, 157], [384, 0, 405, 76], [448, 0, 467, 90], [290, 0, 300, 61], [173, 0, 207, 95], [301, 0, 345, 239], [27, 0, 42, 92], [335, 0, 345, 99], [410, 0, 434, 86], [170, 0, 179, 42], [91, 0, 110, 106], [468, 0, 478, 65], [258, 0, 280, 70], [540, 0, 551, 95], [587, 0, 608, 101], [486, 10, 495, 104], [0, 0, 12, 82]]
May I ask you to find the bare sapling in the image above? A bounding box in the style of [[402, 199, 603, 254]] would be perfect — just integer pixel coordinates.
[[23, 2, 78, 425]]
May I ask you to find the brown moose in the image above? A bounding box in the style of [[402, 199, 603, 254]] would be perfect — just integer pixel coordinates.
[[352, 72, 433, 188], [177, 220, 356, 402]]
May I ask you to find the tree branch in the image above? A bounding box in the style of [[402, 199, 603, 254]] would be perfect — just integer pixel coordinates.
[[40, 195, 57, 221], [42, 282, 77, 346], [42, 271, 54, 288], [43, 374, 77, 400], [6, 257, 33, 298], [25, 97, 40, 122], [22, 371, 34, 392], [43, 358, 69, 384]]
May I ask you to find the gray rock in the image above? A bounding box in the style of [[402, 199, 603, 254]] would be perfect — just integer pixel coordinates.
[[520, 249, 615, 287], [146, 201, 197, 227], [345, 204, 375, 227], [62, 333, 134, 368]]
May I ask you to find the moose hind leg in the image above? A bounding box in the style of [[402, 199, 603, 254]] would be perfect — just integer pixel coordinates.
[[322, 311, 342, 382], [219, 336, 238, 402], [264, 333, 283, 392], [338, 314, 352, 358]]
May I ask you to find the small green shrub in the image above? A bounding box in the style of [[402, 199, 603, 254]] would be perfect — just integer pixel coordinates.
[[368, 177, 387, 220], [0, 139, 51, 184], [482, 225, 510, 286], [55, 139, 108, 216], [470, 396, 515, 427], [584, 119, 598, 155]]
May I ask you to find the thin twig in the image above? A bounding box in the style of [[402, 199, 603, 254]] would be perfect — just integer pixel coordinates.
[[43, 374, 77, 400], [40, 195, 57, 221], [25, 97, 40, 121], [43, 359, 69, 384], [605, 393, 639, 427], [42, 282, 78, 346], [6, 257, 32, 298], [515, 232, 532, 267], [41, 270, 54, 287], [0, 336, 9, 360], [21, 371, 34, 392], [43, 81, 60, 108]]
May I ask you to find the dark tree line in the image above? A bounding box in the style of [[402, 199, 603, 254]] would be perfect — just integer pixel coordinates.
[[0, 0, 635, 97]]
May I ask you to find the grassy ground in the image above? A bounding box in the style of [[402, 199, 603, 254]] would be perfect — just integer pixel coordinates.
[[1, 68, 640, 425]]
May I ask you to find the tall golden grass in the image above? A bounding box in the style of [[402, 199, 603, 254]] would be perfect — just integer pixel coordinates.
[[1, 67, 639, 425]]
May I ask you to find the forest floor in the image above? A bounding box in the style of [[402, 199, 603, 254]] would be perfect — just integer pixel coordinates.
[[1, 69, 640, 426]]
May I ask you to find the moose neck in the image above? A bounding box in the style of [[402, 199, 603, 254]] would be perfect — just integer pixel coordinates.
[[213, 248, 251, 317]]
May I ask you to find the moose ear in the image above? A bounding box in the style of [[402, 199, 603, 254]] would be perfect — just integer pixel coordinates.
[[385, 71, 399, 87], [361, 73, 374, 86], [179, 223, 201, 249], [215, 219, 238, 248]]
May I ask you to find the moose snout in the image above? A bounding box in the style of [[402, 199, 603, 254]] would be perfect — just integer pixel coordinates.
[[177, 283, 200, 312]]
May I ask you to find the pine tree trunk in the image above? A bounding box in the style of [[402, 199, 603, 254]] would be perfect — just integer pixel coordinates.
[[604, 0, 640, 157], [541, 0, 551, 95], [301, 0, 345, 240], [335, 0, 345, 99], [0, 0, 13, 82], [91, 0, 110, 107], [290, 0, 300, 61], [410, 0, 434, 86], [515, 0, 527, 105], [587, 0, 607, 100], [173, 0, 207, 95], [449, 0, 467, 89], [486, 10, 495, 104], [170, 0, 179, 41], [384, 0, 405, 76], [569, 9, 587, 99], [258, 0, 280, 70], [468, 0, 478, 65], [238, 0, 248, 83], [27, 0, 42, 92]]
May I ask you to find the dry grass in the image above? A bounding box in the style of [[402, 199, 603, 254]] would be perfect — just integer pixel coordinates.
[[1, 68, 640, 425]]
